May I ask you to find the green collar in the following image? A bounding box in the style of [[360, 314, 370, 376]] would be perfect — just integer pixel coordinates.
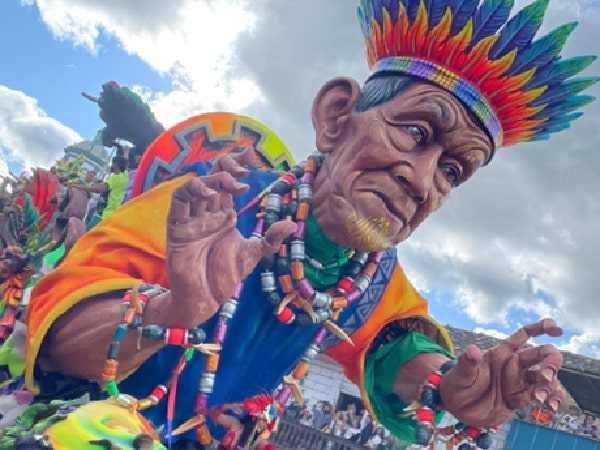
[[303, 212, 354, 290]]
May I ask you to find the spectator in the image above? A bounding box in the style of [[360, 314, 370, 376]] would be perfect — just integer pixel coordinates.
[[581, 416, 598, 439], [343, 417, 361, 442], [73, 156, 128, 229], [556, 405, 582, 433], [299, 411, 313, 427], [83, 170, 96, 186], [359, 414, 374, 445], [367, 426, 384, 449], [312, 401, 333, 432]]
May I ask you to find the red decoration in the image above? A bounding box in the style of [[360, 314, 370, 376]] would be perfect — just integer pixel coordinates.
[[415, 406, 434, 423], [276, 307, 295, 324], [337, 277, 353, 293], [166, 328, 187, 345]]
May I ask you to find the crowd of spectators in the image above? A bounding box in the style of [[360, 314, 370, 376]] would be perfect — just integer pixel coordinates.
[[285, 399, 408, 450], [519, 402, 599, 440]]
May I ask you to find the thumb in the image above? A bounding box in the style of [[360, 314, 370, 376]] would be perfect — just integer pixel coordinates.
[[445, 345, 483, 389], [238, 221, 297, 275], [263, 221, 298, 253]]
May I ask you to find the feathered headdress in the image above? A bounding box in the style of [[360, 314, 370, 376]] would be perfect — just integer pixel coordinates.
[[241, 393, 283, 430], [358, 0, 598, 147]]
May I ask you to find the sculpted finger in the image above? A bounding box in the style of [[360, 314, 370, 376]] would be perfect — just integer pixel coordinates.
[[170, 178, 217, 224], [446, 345, 483, 388], [236, 221, 297, 275], [547, 384, 567, 412], [210, 147, 255, 176], [210, 153, 250, 178], [503, 319, 563, 351], [202, 171, 249, 196], [189, 172, 248, 216], [262, 221, 298, 254], [518, 344, 563, 381]]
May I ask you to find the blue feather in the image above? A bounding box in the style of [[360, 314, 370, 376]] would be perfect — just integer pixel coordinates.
[[529, 133, 551, 141], [490, 0, 549, 59], [404, 0, 421, 23], [423, 0, 447, 27], [544, 123, 572, 133], [532, 112, 583, 130], [472, 0, 515, 44], [372, 0, 385, 25], [509, 22, 577, 75], [447, 0, 479, 35], [387, 0, 400, 22], [526, 55, 598, 89], [530, 77, 600, 106], [532, 95, 595, 119]]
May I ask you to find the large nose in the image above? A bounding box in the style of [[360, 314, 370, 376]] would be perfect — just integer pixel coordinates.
[[391, 145, 442, 204]]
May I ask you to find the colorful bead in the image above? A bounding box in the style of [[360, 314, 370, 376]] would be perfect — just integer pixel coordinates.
[[106, 380, 119, 397], [290, 240, 305, 261], [266, 193, 282, 212], [302, 344, 319, 361], [199, 373, 216, 394], [220, 299, 238, 319], [279, 274, 294, 293], [113, 324, 128, 341], [277, 307, 295, 324], [292, 361, 310, 379], [165, 328, 187, 345], [260, 271, 276, 293], [296, 202, 310, 221], [298, 184, 312, 203], [214, 321, 227, 343], [107, 342, 120, 360], [150, 385, 168, 403], [194, 393, 209, 414], [206, 353, 220, 372], [102, 359, 118, 381], [293, 221, 307, 239], [297, 279, 315, 299], [337, 277, 353, 293], [291, 261, 304, 279]]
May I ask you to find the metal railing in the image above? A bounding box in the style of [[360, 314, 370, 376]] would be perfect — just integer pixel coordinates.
[[270, 420, 368, 450]]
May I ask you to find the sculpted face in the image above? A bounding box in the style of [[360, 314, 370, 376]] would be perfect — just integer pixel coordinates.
[[311, 79, 494, 251]]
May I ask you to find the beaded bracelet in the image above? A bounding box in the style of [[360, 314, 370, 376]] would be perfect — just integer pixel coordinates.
[[412, 359, 498, 450]]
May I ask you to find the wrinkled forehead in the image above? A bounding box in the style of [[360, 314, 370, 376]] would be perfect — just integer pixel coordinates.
[[383, 83, 495, 160]]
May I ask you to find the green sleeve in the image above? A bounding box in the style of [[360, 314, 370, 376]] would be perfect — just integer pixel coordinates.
[[364, 331, 454, 443]]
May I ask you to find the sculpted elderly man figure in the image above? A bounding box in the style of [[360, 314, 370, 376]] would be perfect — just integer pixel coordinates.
[[23, 0, 597, 448]]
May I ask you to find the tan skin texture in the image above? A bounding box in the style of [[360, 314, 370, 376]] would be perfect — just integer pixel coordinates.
[[39, 78, 565, 429]]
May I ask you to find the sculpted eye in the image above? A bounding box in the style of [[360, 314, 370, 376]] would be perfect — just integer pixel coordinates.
[[405, 125, 428, 143], [441, 164, 461, 186]]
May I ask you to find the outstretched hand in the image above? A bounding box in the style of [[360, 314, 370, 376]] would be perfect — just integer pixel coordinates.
[[440, 318, 565, 428], [166, 148, 297, 327]]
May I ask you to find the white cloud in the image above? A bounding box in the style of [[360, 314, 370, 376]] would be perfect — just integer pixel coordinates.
[[0, 158, 9, 177], [9, 0, 600, 358], [559, 333, 600, 359], [24, 0, 264, 128], [0, 85, 81, 170], [472, 328, 510, 341]]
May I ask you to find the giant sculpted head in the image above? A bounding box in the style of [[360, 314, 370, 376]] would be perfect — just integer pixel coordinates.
[[311, 76, 493, 252]]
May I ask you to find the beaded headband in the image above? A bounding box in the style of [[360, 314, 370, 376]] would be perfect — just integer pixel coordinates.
[[358, 0, 599, 147]]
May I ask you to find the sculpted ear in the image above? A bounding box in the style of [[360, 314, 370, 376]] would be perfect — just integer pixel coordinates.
[[311, 77, 362, 153]]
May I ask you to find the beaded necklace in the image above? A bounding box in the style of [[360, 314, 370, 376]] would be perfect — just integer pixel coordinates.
[[102, 153, 383, 445]]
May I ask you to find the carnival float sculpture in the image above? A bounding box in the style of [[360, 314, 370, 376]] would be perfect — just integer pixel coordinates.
[[0, 0, 597, 448]]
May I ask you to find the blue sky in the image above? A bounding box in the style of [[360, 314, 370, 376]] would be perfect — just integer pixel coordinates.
[[0, 0, 171, 172], [0, 0, 599, 358]]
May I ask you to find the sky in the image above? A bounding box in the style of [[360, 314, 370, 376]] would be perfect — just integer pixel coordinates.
[[0, 0, 599, 358]]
